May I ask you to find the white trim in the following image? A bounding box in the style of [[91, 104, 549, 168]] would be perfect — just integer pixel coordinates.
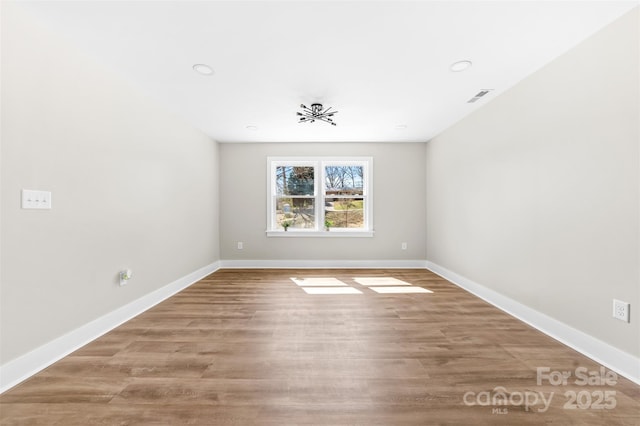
[[425, 261, 640, 386], [221, 259, 429, 269], [0, 261, 221, 394]]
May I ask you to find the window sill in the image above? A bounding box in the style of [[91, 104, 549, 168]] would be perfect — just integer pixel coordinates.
[[266, 230, 375, 238]]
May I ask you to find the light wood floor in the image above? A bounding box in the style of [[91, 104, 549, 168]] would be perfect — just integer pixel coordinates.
[[1, 269, 639, 425]]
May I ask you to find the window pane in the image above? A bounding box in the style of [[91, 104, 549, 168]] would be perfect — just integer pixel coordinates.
[[276, 166, 314, 196], [324, 165, 364, 196], [276, 197, 316, 229], [324, 197, 364, 228]]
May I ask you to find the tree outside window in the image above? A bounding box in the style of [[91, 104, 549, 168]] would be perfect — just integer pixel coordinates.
[[268, 157, 372, 235]]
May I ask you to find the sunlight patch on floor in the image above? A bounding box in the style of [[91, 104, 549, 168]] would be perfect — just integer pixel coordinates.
[[292, 276, 432, 295], [290, 277, 347, 287], [354, 277, 412, 286], [369, 286, 433, 294], [302, 287, 363, 295]]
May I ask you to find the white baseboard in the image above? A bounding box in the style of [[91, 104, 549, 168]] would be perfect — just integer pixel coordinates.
[[220, 259, 429, 269], [4, 259, 637, 394], [0, 261, 221, 394], [425, 261, 640, 386]]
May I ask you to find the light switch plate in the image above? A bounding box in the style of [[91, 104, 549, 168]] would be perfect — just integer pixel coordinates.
[[22, 189, 52, 209]]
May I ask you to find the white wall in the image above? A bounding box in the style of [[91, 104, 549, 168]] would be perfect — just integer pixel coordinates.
[[2, 0, 636, 390], [0, 4, 219, 364], [219, 143, 426, 263], [426, 8, 639, 357]]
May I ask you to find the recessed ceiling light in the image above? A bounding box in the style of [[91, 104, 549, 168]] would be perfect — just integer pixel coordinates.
[[246, 125, 258, 131], [395, 124, 407, 130], [450, 60, 472, 72], [192, 64, 214, 76]]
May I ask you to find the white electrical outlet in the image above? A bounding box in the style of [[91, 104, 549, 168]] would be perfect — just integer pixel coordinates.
[[237, 242, 243, 250], [612, 299, 630, 323], [401, 242, 407, 250]]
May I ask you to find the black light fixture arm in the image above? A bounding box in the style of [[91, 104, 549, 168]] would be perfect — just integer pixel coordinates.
[[297, 103, 338, 126]]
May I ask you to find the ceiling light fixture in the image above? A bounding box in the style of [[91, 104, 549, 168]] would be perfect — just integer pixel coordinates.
[[450, 60, 472, 72], [246, 125, 258, 131], [192, 64, 214, 76], [297, 103, 338, 126]]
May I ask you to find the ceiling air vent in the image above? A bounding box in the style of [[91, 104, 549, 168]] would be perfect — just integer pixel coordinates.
[[467, 89, 493, 103]]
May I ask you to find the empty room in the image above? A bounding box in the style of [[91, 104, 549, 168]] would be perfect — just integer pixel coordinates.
[[1, 1, 639, 425]]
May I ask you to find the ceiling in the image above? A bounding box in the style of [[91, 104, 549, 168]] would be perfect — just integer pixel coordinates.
[[14, 1, 638, 143]]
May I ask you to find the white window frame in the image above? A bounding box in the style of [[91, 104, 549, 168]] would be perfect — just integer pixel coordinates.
[[266, 156, 374, 237]]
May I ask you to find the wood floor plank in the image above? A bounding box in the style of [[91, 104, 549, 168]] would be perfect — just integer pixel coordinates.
[[1, 268, 638, 425]]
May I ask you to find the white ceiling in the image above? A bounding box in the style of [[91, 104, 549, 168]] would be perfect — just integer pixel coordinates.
[[15, 1, 638, 143]]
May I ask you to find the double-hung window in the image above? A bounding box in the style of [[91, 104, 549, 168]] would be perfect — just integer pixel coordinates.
[[267, 157, 373, 237]]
